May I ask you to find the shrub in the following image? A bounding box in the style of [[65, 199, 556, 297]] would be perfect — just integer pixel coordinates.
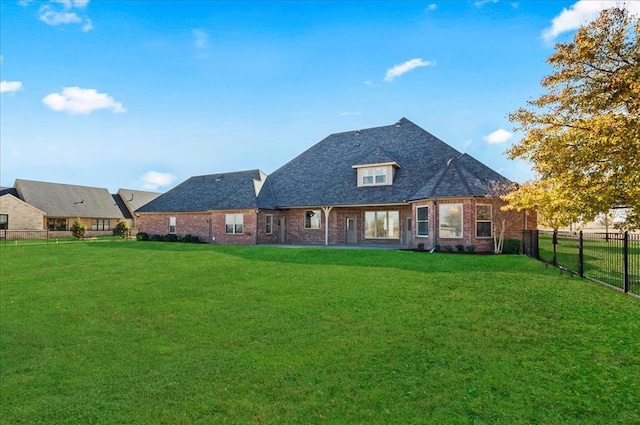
[[136, 232, 149, 241], [465, 245, 475, 254], [183, 234, 193, 243], [502, 238, 521, 254], [456, 244, 465, 253], [191, 236, 199, 243], [164, 234, 178, 242], [115, 219, 130, 238], [444, 244, 453, 253], [417, 243, 425, 251], [70, 217, 87, 240], [434, 244, 441, 252], [150, 234, 163, 242]]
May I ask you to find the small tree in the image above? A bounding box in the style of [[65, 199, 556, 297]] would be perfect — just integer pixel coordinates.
[[115, 219, 130, 239], [70, 217, 87, 240], [482, 180, 518, 254]]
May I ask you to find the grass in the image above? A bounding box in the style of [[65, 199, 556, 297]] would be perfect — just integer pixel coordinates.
[[1, 242, 639, 424], [538, 232, 640, 294]]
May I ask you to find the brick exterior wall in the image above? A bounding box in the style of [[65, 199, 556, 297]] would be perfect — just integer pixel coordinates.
[[0, 194, 44, 230], [412, 198, 538, 253], [138, 210, 258, 245]]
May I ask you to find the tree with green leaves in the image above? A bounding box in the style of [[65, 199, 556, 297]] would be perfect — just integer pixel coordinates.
[[71, 217, 87, 240], [506, 7, 639, 230]]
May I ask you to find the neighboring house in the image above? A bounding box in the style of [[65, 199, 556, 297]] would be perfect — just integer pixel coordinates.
[[0, 188, 46, 230], [136, 170, 269, 244], [138, 118, 536, 251], [115, 188, 161, 233], [13, 179, 126, 237]]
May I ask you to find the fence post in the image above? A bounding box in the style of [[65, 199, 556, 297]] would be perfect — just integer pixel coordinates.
[[552, 230, 558, 267], [578, 231, 584, 277], [623, 231, 629, 294]]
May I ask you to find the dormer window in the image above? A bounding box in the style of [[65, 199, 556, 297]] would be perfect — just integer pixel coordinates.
[[361, 167, 389, 186]]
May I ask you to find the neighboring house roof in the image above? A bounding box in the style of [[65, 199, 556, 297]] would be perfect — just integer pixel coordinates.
[[14, 179, 125, 218], [0, 188, 20, 198], [259, 117, 511, 208], [136, 169, 270, 213], [0, 193, 47, 215], [116, 189, 162, 218]]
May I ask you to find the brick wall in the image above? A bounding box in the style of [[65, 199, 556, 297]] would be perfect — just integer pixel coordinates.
[[0, 195, 44, 230]]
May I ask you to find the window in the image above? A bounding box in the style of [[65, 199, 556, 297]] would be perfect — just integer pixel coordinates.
[[305, 210, 321, 229], [169, 217, 176, 234], [361, 167, 389, 186], [265, 214, 273, 234], [0, 214, 7, 230], [47, 218, 68, 231], [439, 204, 463, 238], [416, 206, 429, 236], [225, 214, 243, 234], [364, 211, 399, 239], [91, 219, 110, 231], [476, 205, 492, 238]]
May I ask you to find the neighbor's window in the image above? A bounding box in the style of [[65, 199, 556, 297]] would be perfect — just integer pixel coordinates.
[[0, 214, 7, 230], [47, 218, 68, 231], [225, 214, 243, 234], [439, 204, 463, 238], [265, 214, 273, 234], [476, 205, 492, 238], [416, 206, 429, 237], [305, 210, 321, 229], [92, 218, 110, 231], [169, 217, 176, 234], [364, 211, 399, 239]]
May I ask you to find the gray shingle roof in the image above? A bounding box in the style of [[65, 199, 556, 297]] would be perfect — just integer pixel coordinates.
[[259, 118, 511, 208], [116, 189, 161, 218], [136, 169, 269, 213], [14, 179, 125, 218]]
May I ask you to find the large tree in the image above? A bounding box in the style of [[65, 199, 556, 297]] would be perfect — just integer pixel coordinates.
[[506, 7, 640, 230]]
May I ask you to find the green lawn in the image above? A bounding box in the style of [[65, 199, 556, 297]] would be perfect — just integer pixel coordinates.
[[1, 242, 639, 424]]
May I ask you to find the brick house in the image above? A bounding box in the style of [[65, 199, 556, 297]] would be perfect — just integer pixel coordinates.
[[6, 180, 159, 237], [137, 118, 536, 251]]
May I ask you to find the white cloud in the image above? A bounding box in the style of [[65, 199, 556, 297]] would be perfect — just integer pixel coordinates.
[[384, 58, 434, 82], [82, 18, 93, 32], [42, 87, 126, 114], [140, 171, 177, 190], [475, 0, 498, 7], [50, 0, 89, 9], [483, 128, 513, 144], [543, 1, 640, 42], [340, 111, 361, 117], [1, 81, 23, 94], [427, 4, 437, 11], [39, 6, 82, 25], [193, 29, 209, 49]]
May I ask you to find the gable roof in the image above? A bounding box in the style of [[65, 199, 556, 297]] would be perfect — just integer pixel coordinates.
[[259, 117, 510, 208], [0, 192, 46, 215], [136, 169, 270, 213], [116, 189, 162, 218], [14, 179, 125, 218]]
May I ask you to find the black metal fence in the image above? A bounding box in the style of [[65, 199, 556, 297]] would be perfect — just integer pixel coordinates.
[[522, 230, 640, 297], [0, 230, 127, 246]]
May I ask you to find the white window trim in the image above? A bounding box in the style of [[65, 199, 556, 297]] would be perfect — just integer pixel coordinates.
[[416, 206, 429, 237], [476, 204, 493, 238], [265, 214, 273, 235], [439, 203, 463, 239], [364, 211, 400, 240], [169, 217, 176, 234], [304, 210, 321, 229], [225, 214, 244, 235]]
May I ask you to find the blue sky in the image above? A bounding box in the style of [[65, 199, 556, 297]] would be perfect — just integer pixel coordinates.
[[2, 0, 637, 192]]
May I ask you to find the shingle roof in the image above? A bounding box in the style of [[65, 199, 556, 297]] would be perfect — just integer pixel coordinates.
[[136, 169, 269, 213], [259, 118, 511, 208], [14, 179, 125, 218], [116, 189, 162, 218]]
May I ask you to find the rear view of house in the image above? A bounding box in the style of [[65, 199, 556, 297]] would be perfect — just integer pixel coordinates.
[[137, 118, 536, 251]]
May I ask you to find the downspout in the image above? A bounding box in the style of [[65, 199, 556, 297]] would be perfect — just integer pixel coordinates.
[[322, 207, 333, 246], [433, 198, 438, 249]]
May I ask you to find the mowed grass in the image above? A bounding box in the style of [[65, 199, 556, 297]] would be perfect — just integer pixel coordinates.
[[1, 242, 639, 424]]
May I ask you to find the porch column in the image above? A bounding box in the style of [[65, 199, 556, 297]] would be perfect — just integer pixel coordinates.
[[322, 206, 333, 246]]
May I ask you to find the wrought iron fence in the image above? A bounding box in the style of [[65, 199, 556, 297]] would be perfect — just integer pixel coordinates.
[[523, 230, 640, 297], [0, 230, 51, 245]]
